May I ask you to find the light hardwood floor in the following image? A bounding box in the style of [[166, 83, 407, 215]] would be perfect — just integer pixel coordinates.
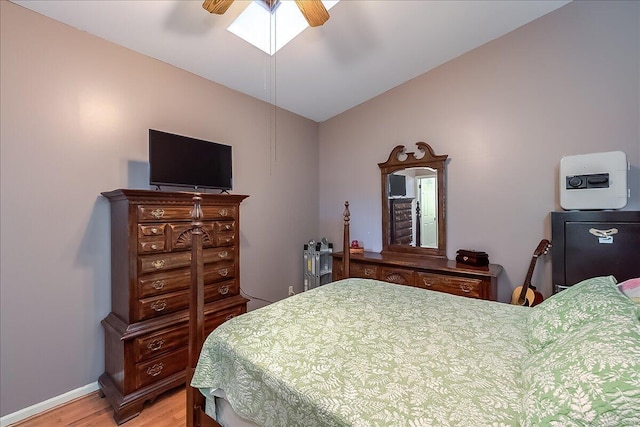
[[11, 387, 185, 427]]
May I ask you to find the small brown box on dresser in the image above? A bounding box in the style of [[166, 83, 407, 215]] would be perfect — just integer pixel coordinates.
[[99, 189, 248, 424], [455, 249, 490, 267]]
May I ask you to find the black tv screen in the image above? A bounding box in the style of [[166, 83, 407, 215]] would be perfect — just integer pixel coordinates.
[[389, 174, 406, 197], [149, 129, 232, 191]]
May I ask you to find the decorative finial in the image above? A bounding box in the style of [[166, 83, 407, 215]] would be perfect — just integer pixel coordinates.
[[191, 195, 203, 228]]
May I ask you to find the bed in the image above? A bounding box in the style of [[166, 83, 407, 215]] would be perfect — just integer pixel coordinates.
[[185, 198, 640, 426]]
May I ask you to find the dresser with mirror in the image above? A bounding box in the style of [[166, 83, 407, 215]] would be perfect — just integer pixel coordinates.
[[332, 142, 502, 301]]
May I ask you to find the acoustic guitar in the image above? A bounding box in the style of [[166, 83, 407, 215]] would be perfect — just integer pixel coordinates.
[[510, 239, 551, 307]]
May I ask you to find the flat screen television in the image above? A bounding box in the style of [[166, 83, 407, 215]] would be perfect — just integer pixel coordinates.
[[149, 129, 232, 191], [389, 174, 406, 197]]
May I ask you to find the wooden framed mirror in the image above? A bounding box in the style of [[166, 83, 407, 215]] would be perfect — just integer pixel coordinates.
[[379, 142, 448, 258]]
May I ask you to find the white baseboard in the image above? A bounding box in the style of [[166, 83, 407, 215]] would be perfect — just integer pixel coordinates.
[[0, 382, 99, 427]]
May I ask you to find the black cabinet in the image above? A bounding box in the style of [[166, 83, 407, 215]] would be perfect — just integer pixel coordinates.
[[551, 211, 640, 293]]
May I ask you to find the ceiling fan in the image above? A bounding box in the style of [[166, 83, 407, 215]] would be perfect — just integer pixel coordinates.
[[202, 0, 330, 27]]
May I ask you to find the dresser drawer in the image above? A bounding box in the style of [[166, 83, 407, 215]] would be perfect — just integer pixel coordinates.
[[138, 237, 166, 254], [202, 205, 237, 220], [350, 263, 379, 279], [138, 248, 234, 274], [394, 236, 413, 245], [133, 299, 246, 363], [214, 221, 235, 233], [380, 267, 415, 286], [139, 251, 190, 274], [139, 269, 190, 298], [206, 247, 234, 263], [207, 279, 239, 300], [332, 262, 378, 280], [208, 262, 235, 283], [138, 224, 166, 238], [135, 347, 188, 389], [138, 290, 189, 320], [214, 231, 235, 247], [394, 225, 412, 238], [134, 323, 188, 363], [394, 210, 412, 222], [138, 206, 193, 222], [416, 272, 482, 298], [138, 262, 232, 298], [205, 302, 245, 330], [393, 201, 412, 211], [137, 279, 238, 320], [138, 205, 238, 222]]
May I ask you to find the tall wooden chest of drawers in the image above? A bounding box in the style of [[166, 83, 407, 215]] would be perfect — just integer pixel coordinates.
[[390, 198, 414, 245], [99, 189, 249, 424]]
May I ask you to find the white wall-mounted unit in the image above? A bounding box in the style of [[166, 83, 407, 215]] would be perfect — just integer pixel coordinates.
[[560, 151, 629, 210]]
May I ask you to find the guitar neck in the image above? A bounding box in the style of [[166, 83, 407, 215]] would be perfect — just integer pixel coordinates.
[[518, 256, 538, 301]]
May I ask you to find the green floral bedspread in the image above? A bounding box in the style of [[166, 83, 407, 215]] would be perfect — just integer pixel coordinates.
[[192, 279, 531, 426]]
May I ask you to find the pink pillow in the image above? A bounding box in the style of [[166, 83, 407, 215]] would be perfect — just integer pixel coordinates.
[[617, 278, 640, 303]]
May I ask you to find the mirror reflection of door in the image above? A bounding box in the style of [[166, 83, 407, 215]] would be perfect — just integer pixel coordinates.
[[418, 176, 437, 248]]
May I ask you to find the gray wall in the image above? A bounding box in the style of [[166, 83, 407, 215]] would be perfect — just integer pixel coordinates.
[[0, 1, 319, 416], [319, 0, 640, 302]]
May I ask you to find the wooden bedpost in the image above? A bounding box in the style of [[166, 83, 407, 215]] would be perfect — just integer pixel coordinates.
[[343, 201, 350, 279], [187, 195, 205, 427], [415, 200, 421, 247]]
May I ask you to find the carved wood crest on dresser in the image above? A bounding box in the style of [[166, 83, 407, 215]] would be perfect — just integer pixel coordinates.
[[99, 189, 248, 424]]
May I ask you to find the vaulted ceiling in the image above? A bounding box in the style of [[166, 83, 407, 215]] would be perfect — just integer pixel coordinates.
[[12, 0, 571, 122]]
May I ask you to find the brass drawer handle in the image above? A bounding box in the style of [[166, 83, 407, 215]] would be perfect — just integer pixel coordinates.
[[151, 300, 167, 312], [364, 268, 374, 277], [146, 363, 164, 377], [151, 280, 165, 290], [147, 338, 164, 351], [218, 284, 230, 295], [218, 251, 228, 259], [224, 224, 231, 230], [151, 260, 165, 269], [151, 209, 165, 219], [460, 283, 473, 293], [151, 227, 159, 234], [150, 244, 158, 250], [225, 314, 235, 321], [218, 208, 228, 217], [422, 278, 434, 287], [219, 268, 229, 277]]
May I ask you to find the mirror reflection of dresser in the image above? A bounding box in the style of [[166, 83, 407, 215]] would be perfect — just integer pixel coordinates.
[[389, 198, 413, 245], [332, 142, 503, 301]]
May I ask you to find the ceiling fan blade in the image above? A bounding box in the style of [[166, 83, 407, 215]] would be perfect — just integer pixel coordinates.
[[294, 0, 330, 27], [202, 0, 234, 14]]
